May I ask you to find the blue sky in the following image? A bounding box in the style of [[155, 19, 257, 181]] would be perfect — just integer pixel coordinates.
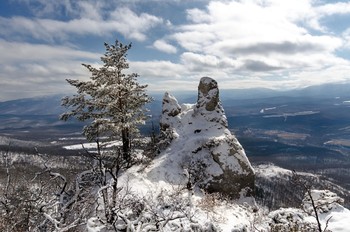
[[1, 0, 350, 101]]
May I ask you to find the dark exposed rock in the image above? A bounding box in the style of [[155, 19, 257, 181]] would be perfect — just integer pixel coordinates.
[[194, 77, 228, 127], [160, 92, 181, 131], [196, 76, 220, 111]]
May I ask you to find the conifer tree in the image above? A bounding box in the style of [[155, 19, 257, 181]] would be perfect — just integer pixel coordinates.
[[61, 39, 152, 163]]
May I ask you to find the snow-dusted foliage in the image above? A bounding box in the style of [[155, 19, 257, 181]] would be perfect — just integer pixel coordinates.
[[85, 177, 258, 232], [267, 208, 319, 232], [302, 189, 350, 232], [253, 165, 350, 232], [94, 186, 217, 232], [254, 163, 350, 211], [61, 39, 152, 161], [303, 189, 344, 214], [263, 189, 350, 232], [3, 151, 350, 231], [58, 39, 157, 230], [0, 150, 95, 231]]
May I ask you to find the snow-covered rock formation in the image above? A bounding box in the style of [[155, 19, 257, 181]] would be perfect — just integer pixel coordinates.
[[158, 77, 255, 199]]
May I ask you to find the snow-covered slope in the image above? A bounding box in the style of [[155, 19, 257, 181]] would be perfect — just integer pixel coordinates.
[[95, 163, 350, 231], [255, 163, 350, 210]]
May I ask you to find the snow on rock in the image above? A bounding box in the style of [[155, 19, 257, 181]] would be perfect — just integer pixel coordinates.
[[302, 189, 350, 232], [265, 190, 350, 232], [255, 163, 293, 179], [87, 217, 106, 232], [255, 163, 316, 181], [303, 189, 344, 214], [195, 76, 228, 127], [160, 92, 181, 130], [266, 207, 319, 231], [153, 77, 254, 199], [323, 205, 350, 232]]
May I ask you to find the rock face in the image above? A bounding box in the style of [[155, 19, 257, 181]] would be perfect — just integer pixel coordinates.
[[158, 77, 255, 199], [194, 77, 228, 127], [160, 92, 181, 130], [197, 77, 221, 112]]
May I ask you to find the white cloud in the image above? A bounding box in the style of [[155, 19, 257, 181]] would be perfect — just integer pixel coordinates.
[[0, 39, 99, 100], [165, 20, 173, 27], [0, 39, 98, 63], [316, 2, 350, 16], [153, 40, 177, 53], [161, 0, 350, 87], [180, 52, 238, 73], [109, 7, 163, 41], [130, 60, 185, 79], [147, 79, 198, 92], [77, 1, 103, 20], [0, 6, 163, 42]]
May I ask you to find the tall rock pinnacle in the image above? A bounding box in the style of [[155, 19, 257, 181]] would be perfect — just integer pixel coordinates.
[[156, 77, 255, 199], [196, 76, 221, 111], [194, 77, 228, 127]]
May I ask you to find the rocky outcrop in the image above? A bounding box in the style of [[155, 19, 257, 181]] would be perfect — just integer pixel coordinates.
[[196, 76, 221, 112], [158, 77, 255, 199], [195, 77, 228, 128], [160, 92, 181, 131]]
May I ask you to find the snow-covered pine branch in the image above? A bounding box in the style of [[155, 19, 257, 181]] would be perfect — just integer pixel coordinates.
[[61, 39, 152, 164]]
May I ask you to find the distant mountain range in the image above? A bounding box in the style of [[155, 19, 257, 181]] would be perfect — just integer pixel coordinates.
[[0, 95, 65, 115], [1, 82, 350, 116]]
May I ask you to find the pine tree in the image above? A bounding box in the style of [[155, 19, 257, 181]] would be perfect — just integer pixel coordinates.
[[61, 39, 152, 163]]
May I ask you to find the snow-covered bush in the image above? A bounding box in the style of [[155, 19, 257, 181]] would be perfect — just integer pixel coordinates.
[[88, 185, 219, 232], [268, 208, 319, 232], [197, 192, 222, 212], [303, 189, 344, 214]]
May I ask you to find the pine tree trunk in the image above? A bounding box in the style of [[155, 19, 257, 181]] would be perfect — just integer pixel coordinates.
[[122, 127, 130, 162]]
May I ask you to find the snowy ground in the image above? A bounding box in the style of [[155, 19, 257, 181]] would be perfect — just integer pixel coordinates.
[[85, 161, 350, 231], [63, 141, 122, 150]]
